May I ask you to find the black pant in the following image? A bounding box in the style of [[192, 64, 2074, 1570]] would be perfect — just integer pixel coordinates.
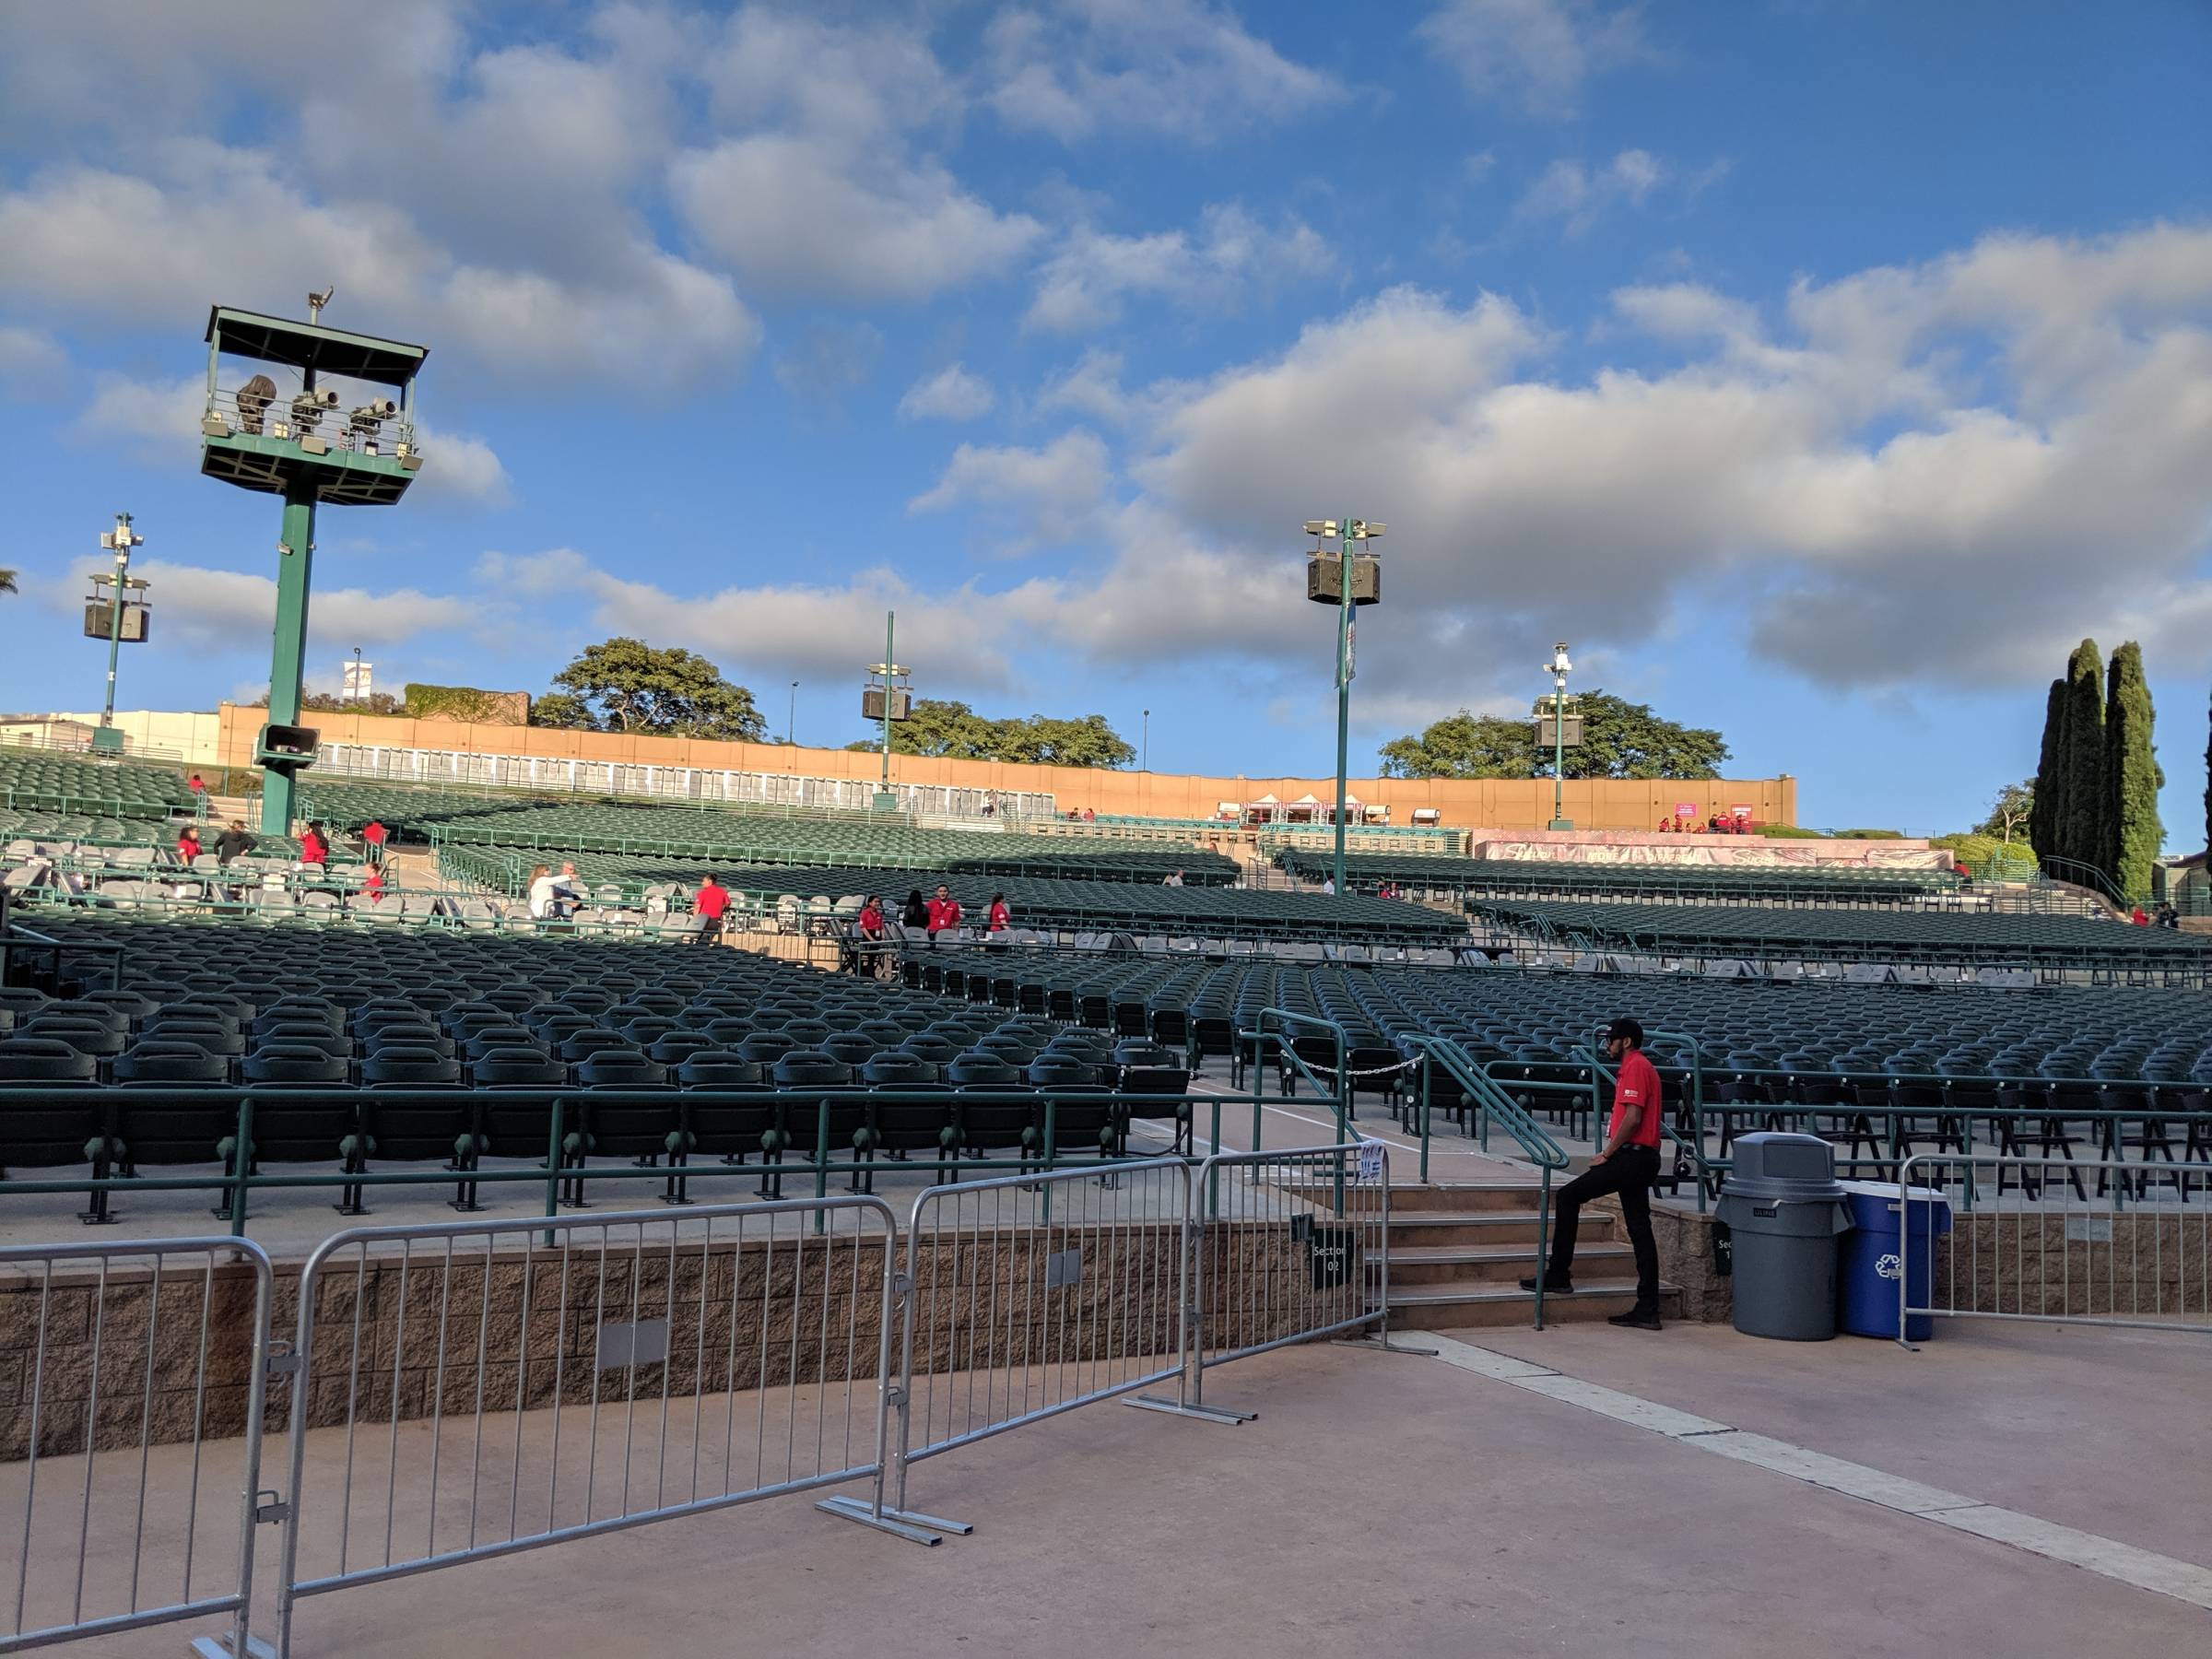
[[1547, 1144, 1660, 1308]]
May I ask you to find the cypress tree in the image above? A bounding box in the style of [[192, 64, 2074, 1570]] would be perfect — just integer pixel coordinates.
[[2100, 642, 2159, 900], [2030, 677, 2065, 858], [2060, 639, 2104, 867]]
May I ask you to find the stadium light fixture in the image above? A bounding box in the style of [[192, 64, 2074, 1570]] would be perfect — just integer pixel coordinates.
[[88, 512, 148, 751], [1546, 641, 1573, 830], [1305, 512, 1385, 898]]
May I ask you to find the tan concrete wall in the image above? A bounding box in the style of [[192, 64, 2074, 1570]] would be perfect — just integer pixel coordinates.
[[213, 704, 1797, 833]]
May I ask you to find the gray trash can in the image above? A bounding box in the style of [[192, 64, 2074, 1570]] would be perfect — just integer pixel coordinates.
[[1717, 1133, 1851, 1341]]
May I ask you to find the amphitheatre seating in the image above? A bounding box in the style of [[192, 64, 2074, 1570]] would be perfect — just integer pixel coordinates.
[[436, 848, 1460, 944], [0, 912, 1206, 1216], [425, 800, 1241, 884], [1471, 900, 2212, 979], [1276, 851, 1968, 906], [0, 750, 194, 820]]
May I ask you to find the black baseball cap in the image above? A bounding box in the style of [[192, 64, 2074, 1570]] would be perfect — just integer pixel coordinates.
[[1604, 1018, 1644, 1046]]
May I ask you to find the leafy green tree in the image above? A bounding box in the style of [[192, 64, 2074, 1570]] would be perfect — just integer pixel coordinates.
[[2059, 639, 2104, 866], [1378, 691, 1729, 780], [526, 691, 598, 730], [0, 569, 17, 594], [844, 700, 1134, 767], [2100, 641, 2160, 899], [540, 638, 765, 740], [1976, 779, 2035, 845], [2030, 677, 2065, 856], [245, 689, 407, 714]]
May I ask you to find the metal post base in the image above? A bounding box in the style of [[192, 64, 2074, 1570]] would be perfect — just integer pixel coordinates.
[[816, 1493, 967, 1542], [191, 1632, 278, 1658], [1126, 1393, 1256, 1424]]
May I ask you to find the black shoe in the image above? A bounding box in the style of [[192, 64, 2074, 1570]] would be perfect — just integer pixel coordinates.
[[1607, 1306, 1663, 1330], [1519, 1275, 1572, 1294]]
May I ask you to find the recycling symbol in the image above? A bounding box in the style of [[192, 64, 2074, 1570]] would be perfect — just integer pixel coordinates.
[[1876, 1253, 1902, 1281]]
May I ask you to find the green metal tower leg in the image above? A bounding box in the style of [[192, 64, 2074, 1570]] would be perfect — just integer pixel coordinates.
[[1333, 517, 1352, 900], [261, 485, 317, 834]]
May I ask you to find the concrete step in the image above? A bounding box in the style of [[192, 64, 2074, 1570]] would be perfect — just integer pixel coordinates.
[[1386, 1211, 1617, 1249], [1281, 1180, 1547, 1215], [1379, 1241, 1637, 1287], [1388, 1279, 1683, 1331]]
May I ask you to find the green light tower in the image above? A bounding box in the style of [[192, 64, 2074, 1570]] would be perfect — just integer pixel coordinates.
[[197, 297, 429, 834]]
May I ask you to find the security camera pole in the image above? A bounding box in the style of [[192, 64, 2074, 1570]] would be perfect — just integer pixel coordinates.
[[1547, 641, 1573, 830], [1306, 514, 1383, 899]]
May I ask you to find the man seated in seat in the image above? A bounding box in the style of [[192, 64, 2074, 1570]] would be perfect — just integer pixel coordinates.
[[692, 875, 730, 945], [1521, 1017, 1665, 1331]]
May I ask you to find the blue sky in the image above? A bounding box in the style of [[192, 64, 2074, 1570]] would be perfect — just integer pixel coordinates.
[[3, 1, 2208, 841]]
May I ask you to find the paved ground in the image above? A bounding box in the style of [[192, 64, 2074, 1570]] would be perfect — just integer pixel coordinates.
[[61, 1318, 2209, 1658]]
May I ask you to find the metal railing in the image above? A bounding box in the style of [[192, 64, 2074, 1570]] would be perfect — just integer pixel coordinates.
[[1897, 1155, 2212, 1346], [0, 1236, 276, 1657], [205, 386, 418, 464], [865, 1158, 1192, 1530], [274, 1196, 916, 1651]]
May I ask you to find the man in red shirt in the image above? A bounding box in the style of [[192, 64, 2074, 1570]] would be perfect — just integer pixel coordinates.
[[924, 883, 961, 947], [1521, 1017, 1665, 1330], [360, 818, 388, 868], [692, 876, 731, 946]]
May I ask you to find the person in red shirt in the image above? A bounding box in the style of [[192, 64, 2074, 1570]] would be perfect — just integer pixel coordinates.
[[692, 876, 731, 946], [1521, 1017, 1665, 1330], [359, 818, 388, 869], [924, 883, 961, 947], [360, 865, 386, 906], [297, 821, 328, 866], [176, 825, 202, 863], [986, 891, 1010, 933], [857, 895, 886, 940]]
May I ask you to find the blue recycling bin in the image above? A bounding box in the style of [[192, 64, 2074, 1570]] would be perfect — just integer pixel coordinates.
[[1837, 1180, 1952, 1339]]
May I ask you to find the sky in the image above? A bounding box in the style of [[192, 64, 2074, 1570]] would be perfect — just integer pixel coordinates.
[[1, 0, 2208, 842]]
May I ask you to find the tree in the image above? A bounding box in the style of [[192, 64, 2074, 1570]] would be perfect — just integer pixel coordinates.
[[843, 700, 1135, 767], [2100, 641, 2160, 900], [527, 691, 599, 731], [2030, 677, 2065, 856], [1976, 779, 2035, 845], [542, 638, 766, 740], [244, 690, 407, 715], [1378, 691, 1729, 780], [0, 569, 16, 594], [2059, 639, 2104, 866]]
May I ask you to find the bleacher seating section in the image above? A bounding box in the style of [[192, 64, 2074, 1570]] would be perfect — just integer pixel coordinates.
[[0, 913, 1201, 1213], [433, 845, 1462, 943], [0, 750, 194, 821], [1276, 850, 1966, 905], [1470, 900, 2212, 977]]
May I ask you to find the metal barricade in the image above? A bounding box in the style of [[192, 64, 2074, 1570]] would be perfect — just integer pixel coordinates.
[[274, 1196, 916, 1653], [1162, 1143, 1395, 1422], [868, 1159, 1193, 1532], [0, 1237, 276, 1657], [1899, 1155, 2212, 1343]]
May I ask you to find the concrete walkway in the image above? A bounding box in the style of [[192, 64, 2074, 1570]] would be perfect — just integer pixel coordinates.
[[77, 1322, 2212, 1657]]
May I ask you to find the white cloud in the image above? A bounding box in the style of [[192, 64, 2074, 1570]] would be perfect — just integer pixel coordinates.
[[1418, 0, 1652, 116], [55, 557, 474, 654], [909, 429, 1114, 548], [0, 325, 66, 389], [69, 372, 512, 506], [899, 364, 996, 422], [705, 7, 959, 144], [1024, 203, 1335, 334], [1513, 149, 1725, 235], [1124, 226, 2212, 700], [983, 0, 1344, 143], [0, 153, 758, 391], [474, 549, 1033, 694], [671, 136, 1041, 303], [1037, 349, 1137, 424]]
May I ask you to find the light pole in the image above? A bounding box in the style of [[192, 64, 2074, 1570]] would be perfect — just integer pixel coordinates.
[[788, 681, 798, 747], [1305, 515, 1383, 899], [1546, 641, 1573, 830], [1141, 709, 1149, 772], [91, 512, 146, 752], [865, 611, 910, 811]]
